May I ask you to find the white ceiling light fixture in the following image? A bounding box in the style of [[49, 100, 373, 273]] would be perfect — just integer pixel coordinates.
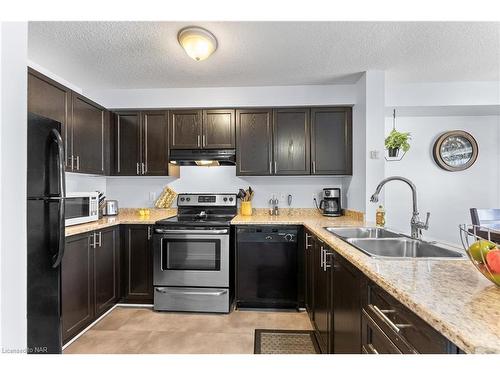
[[177, 26, 218, 62]]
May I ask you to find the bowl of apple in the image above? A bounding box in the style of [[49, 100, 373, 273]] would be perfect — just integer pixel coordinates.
[[460, 224, 500, 286]]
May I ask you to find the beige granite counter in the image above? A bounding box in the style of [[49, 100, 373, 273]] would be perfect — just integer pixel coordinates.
[[65, 208, 177, 237], [232, 209, 500, 354]]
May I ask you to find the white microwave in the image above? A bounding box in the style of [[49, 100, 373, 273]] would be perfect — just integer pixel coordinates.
[[65, 192, 99, 227]]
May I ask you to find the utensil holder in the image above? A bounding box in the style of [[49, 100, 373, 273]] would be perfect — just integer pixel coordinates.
[[241, 201, 252, 216]]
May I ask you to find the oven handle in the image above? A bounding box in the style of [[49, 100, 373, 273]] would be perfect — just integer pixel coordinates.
[[155, 228, 229, 235], [155, 287, 227, 296]]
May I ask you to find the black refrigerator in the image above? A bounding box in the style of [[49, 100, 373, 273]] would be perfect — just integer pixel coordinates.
[[27, 112, 66, 354]]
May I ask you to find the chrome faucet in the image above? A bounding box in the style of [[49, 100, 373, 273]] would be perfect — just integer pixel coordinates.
[[370, 176, 430, 240]]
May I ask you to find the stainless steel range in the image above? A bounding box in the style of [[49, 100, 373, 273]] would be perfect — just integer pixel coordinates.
[[153, 193, 237, 313]]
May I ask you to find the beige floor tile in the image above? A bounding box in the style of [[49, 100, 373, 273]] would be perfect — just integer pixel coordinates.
[[64, 329, 152, 354], [65, 307, 313, 354], [138, 331, 255, 354], [92, 306, 139, 331]]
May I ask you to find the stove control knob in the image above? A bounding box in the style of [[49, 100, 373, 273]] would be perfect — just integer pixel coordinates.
[[229, 197, 234, 202], [284, 233, 294, 241], [186, 197, 191, 202], [180, 197, 185, 202], [223, 197, 228, 202]]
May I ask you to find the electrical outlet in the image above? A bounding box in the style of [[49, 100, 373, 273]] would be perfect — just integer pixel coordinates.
[[149, 192, 156, 202]]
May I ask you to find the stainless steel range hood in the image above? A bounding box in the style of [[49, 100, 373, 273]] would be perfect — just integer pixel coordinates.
[[169, 149, 236, 166]]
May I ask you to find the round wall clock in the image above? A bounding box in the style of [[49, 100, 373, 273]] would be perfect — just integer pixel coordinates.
[[433, 130, 478, 171]]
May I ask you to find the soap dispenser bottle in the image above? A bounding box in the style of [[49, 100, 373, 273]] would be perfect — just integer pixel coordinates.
[[376, 205, 386, 227]]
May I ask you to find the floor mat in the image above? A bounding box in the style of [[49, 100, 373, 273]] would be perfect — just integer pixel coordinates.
[[254, 329, 320, 354]]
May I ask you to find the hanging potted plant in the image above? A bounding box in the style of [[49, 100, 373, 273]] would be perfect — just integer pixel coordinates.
[[385, 129, 411, 157], [385, 109, 411, 157]]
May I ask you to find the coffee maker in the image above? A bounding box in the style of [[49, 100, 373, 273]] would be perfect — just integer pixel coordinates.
[[318, 188, 342, 217]]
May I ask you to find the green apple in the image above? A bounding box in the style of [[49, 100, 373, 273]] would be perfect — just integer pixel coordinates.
[[468, 240, 496, 263]]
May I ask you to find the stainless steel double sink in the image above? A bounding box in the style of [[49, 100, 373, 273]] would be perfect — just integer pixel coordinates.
[[324, 227, 464, 259]]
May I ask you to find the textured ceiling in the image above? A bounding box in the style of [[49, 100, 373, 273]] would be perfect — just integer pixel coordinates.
[[28, 21, 500, 89]]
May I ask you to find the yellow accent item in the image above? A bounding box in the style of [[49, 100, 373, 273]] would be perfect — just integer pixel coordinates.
[[241, 201, 252, 216]]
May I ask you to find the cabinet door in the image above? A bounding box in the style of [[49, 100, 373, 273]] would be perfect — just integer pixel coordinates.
[[115, 112, 141, 175], [273, 108, 310, 175], [169, 110, 202, 149], [236, 109, 273, 176], [94, 227, 120, 317], [71, 93, 105, 174], [311, 107, 352, 175], [142, 111, 169, 175], [304, 230, 315, 321], [62, 233, 94, 343], [313, 239, 332, 353], [332, 254, 362, 353], [28, 69, 72, 170], [122, 225, 153, 303], [202, 109, 235, 149]]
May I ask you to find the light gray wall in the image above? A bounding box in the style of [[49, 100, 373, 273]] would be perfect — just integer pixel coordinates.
[[384, 115, 500, 245], [105, 166, 347, 209], [0, 21, 27, 351]]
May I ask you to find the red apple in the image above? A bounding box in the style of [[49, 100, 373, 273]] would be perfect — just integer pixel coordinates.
[[486, 249, 500, 273]]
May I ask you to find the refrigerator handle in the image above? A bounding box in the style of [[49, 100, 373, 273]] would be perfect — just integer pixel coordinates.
[[50, 129, 66, 268]]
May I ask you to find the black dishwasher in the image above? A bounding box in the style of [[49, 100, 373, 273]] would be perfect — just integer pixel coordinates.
[[236, 226, 299, 309]]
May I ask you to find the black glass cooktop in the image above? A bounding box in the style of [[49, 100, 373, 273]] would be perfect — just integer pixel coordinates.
[[155, 214, 236, 226]]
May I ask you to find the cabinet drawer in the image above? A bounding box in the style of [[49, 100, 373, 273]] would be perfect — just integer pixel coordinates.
[[367, 284, 454, 354], [362, 309, 402, 354]]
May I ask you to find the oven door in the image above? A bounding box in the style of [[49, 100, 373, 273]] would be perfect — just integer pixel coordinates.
[[153, 228, 229, 288]]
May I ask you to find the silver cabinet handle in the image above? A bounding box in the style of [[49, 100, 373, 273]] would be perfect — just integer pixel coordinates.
[[155, 287, 227, 296], [274, 161, 277, 174], [141, 162, 145, 175], [312, 160, 316, 174], [363, 344, 379, 354], [147, 226, 152, 240], [75, 155, 80, 170], [323, 250, 332, 271], [305, 233, 312, 249], [202, 134, 206, 147], [368, 304, 412, 333], [269, 161, 272, 174], [90, 233, 96, 248], [197, 135, 201, 147], [136, 162, 140, 175], [320, 246, 324, 268], [98, 232, 102, 247], [70, 155, 74, 170], [155, 228, 228, 235]]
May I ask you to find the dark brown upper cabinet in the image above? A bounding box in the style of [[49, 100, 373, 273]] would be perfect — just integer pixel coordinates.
[[311, 107, 352, 175], [169, 109, 235, 150], [114, 111, 170, 176], [169, 109, 203, 149], [236, 109, 273, 176], [71, 93, 107, 175], [28, 68, 72, 170], [142, 111, 169, 175], [273, 108, 310, 175], [202, 109, 235, 148]]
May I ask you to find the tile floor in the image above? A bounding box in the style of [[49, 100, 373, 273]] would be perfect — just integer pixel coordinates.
[[63, 307, 313, 354]]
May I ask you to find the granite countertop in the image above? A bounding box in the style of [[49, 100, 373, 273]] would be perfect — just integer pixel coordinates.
[[232, 209, 500, 354], [66, 207, 500, 353], [65, 208, 178, 237]]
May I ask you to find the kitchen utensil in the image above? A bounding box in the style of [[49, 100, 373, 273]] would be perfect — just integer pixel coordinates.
[[104, 200, 119, 216], [155, 186, 177, 208]]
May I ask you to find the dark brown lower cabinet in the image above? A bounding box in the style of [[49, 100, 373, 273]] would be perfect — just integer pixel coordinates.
[[122, 225, 153, 303], [94, 226, 120, 316], [62, 226, 120, 343], [62, 233, 94, 343], [312, 238, 332, 354], [304, 231, 459, 354], [332, 253, 362, 354]]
